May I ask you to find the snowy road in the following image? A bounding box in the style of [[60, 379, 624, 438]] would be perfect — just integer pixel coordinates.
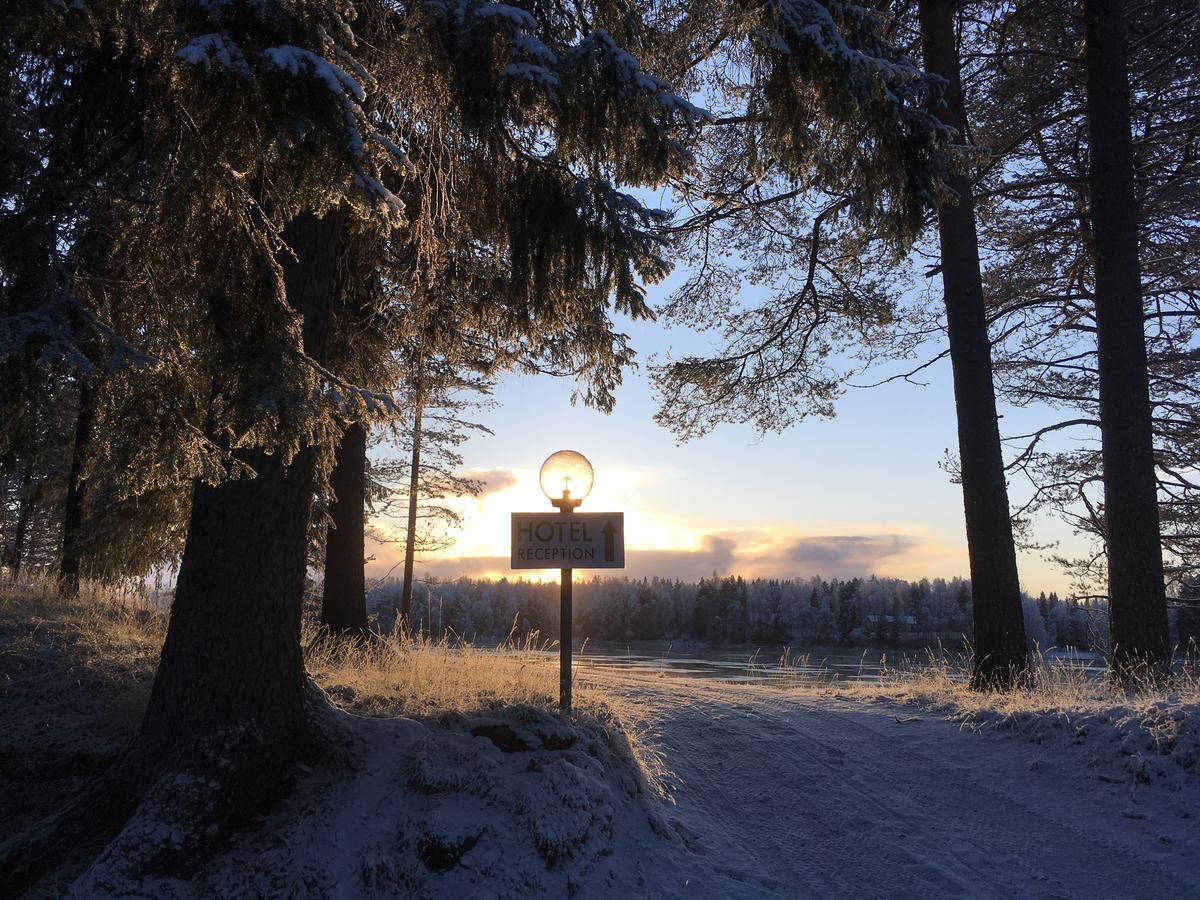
[[585, 670, 1200, 899]]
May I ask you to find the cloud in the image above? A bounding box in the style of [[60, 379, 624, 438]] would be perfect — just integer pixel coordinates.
[[733, 529, 963, 581], [372, 530, 964, 584], [380, 536, 734, 583], [363, 460, 968, 584], [404, 555, 511, 580], [777, 534, 921, 577], [621, 535, 736, 580], [463, 467, 520, 497]]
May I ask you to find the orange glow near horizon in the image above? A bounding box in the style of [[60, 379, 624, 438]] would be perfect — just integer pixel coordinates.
[[364, 464, 981, 586]]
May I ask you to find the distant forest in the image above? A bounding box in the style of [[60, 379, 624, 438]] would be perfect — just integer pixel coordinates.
[[362, 575, 1193, 654]]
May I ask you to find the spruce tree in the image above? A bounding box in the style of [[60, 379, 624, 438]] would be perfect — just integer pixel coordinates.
[[1, 0, 701, 885]]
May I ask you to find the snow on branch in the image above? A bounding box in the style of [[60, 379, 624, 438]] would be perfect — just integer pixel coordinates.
[[353, 174, 406, 220], [260, 44, 410, 218], [467, 1, 540, 32], [324, 383, 401, 419], [263, 45, 366, 103], [759, 0, 933, 111], [0, 297, 159, 376], [564, 29, 709, 122], [176, 33, 252, 76], [453, 0, 561, 92]]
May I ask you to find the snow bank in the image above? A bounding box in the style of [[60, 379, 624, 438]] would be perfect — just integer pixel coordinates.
[[950, 698, 1199, 791], [111, 705, 693, 899]]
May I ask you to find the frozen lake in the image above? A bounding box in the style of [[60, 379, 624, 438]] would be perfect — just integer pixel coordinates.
[[567, 643, 1105, 685], [571, 644, 896, 684]]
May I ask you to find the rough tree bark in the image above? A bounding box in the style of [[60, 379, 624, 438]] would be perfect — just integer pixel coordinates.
[[1082, 0, 1170, 678], [321, 420, 369, 635], [918, 0, 1027, 687], [58, 378, 95, 598], [0, 210, 346, 891]]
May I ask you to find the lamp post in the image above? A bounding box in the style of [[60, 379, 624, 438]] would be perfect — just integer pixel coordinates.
[[539, 450, 594, 714]]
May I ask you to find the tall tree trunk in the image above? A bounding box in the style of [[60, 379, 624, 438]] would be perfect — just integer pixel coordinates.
[[10, 461, 33, 581], [58, 378, 95, 598], [49, 210, 343, 887], [919, 0, 1027, 688], [400, 394, 424, 630], [1083, 0, 1169, 679], [321, 421, 369, 635]]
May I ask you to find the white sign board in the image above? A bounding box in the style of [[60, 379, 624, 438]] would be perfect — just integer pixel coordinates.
[[511, 512, 625, 569]]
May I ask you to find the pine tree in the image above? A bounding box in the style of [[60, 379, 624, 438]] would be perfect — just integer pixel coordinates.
[[321, 420, 369, 635], [970, 1, 1196, 626], [917, 0, 1026, 687], [56, 379, 93, 597], [366, 339, 496, 628], [647, 0, 1027, 686], [317, 229, 398, 639], [1082, 0, 1170, 678]]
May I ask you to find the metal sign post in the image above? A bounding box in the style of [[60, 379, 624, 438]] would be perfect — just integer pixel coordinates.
[[560, 563, 572, 714], [512, 451, 625, 716]]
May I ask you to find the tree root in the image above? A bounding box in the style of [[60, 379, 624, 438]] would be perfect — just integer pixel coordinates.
[[1, 684, 352, 895]]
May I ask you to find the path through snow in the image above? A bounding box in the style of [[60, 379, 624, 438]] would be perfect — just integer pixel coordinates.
[[587, 670, 1200, 899], [60, 672, 1198, 899]]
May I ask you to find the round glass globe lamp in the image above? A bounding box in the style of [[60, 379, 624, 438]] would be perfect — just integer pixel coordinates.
[[539, 450, 594, 511]]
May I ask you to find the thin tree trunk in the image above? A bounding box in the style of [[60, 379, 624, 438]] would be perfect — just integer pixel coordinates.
[[0, 452, 10, 570], [10, 461, 33, 581], [919, 0, 1027, 688], [1083, 0, 1169, 679], [58, 378, 95, 597], [321, 421, 369, 635], [400, 390, 424, 630]]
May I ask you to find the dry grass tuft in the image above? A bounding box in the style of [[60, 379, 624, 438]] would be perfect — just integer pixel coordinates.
[[302, 620, 669, 794], [844, 646, 1200, 716], [0, 575, 167, 843], [303, 620, 561, 717], [0, 577, 665, 795], [0, 572, 166, 690], [835, 648, 1200, 785]]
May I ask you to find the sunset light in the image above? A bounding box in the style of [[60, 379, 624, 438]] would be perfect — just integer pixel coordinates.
[[361, 460, 971, 586], [5, 0, 1195, 895]]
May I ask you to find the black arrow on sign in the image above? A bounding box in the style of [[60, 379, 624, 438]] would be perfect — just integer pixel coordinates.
[[601, 520, 617, 562]]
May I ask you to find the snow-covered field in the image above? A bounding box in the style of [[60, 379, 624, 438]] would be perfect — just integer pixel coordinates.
[[70, 671, 1198, 900], [4, 585, 1197, 899]]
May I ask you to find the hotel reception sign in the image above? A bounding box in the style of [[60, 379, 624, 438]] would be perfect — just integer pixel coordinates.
[[511, 513, 625, 569]]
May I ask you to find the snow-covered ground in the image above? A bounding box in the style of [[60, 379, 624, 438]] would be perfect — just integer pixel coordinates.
[[593, 669, 1200, 898], [7, 586, 1196, 897], [75, 669, 1198, 899]]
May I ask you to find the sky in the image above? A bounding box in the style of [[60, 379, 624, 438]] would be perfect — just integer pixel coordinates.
[[365, 273, 1086, 597]]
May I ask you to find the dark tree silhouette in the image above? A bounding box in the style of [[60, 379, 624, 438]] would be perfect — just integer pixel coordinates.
[[57, 379, 93, 597], [917, 0, 1026, 687], [321, 421, 369, 636], [1083, 0, 1170, 678]]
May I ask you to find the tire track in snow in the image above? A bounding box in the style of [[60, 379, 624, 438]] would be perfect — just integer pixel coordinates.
[[754, 692, 1197, 895], [585, 670, 1199, 899]]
